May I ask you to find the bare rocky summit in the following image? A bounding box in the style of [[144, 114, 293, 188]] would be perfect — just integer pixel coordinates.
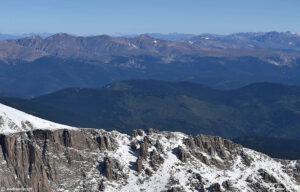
[[0, 103, 300, 191]]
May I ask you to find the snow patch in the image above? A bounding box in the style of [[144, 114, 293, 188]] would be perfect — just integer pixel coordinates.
[[0, 103, 75, 134]]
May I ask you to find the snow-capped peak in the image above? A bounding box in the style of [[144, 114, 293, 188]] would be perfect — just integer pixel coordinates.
[[0, 103, 75, 134]]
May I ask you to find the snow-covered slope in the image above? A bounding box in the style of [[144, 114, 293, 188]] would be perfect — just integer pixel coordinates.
[[0, 103, 75, 134], [0, 103, 299, 191], [101, 131, 300, 192]]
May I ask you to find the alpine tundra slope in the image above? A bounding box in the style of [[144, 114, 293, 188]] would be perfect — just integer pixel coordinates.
[[0, 103, 299, 191]]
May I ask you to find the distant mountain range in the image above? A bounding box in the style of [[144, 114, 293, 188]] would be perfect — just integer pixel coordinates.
[[1, 31, 299, 63], [145, 33, 196, 41], [116, 32, 196, 41], [0, 32, 53, 41], [0, 31, 300, 97], [187, 31, 300, 53]]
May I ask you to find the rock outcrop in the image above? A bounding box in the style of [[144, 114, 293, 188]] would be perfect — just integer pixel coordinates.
[[177, 146, 189, 162], [209, 183, 222, 192], [258, 169, 278, 183], [295, 160, 300, 183], [0, 128, 300, 192], [140, 141, 148, 160], [136, 156, 143, 173], [0, 129, 119, 191], [0, 104, 299, 191], [104, 157, 124, 181]]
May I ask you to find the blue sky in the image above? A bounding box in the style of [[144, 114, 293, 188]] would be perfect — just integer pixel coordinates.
[[0, 0, 299, 35]]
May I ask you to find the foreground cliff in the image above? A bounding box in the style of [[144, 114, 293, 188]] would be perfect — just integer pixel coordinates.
[[0, 103, 299, 191]]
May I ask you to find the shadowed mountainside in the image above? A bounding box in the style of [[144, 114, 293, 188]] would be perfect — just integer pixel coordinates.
[[1, 56, 300, 97], [233, 136, 300, 160], [2, 80, 300, 141]]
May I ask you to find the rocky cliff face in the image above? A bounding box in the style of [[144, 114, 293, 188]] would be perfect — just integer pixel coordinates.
[[0, 128, 299, 192], [0, 103, 300, 192]]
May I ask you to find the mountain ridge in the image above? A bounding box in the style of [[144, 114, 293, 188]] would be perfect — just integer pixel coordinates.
[[2, 80, 300, 140], [0, 103, 299, 191], [0, 103, 73, 134], [2, 55, 300, 97], [1, 31, 300, 97], [1, 32, 299, 64]]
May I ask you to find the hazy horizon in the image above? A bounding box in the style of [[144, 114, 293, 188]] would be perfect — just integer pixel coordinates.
[[0, 30, 299, 38]]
